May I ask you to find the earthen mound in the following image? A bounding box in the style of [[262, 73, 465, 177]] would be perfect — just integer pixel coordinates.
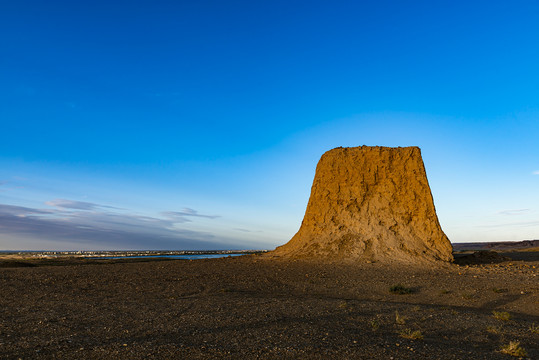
[[270, 146, 453, 263]]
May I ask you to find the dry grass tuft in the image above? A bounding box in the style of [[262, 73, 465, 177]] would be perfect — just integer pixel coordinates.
[[499, 341, 527, 357], [486, 325, 501, 334], [492, 311, 512, 321], [395, 310, 406, 325], [399, 328, 424, 340]]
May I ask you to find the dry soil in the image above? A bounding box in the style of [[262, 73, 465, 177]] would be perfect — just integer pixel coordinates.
[[1, 251, 538, 359]]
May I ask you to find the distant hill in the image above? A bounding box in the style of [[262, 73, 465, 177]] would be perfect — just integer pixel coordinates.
[[452, 240, 539, 252]]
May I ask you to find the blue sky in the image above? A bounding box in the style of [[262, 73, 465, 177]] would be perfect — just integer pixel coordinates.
[[1, 1, 538, 250]]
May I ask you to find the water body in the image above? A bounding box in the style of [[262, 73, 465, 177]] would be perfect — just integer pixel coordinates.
[[87, 254, 246, 260]]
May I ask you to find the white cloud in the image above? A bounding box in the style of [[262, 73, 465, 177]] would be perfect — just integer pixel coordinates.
[[533, 170, 539, 175], [0, 202, 234, 250]]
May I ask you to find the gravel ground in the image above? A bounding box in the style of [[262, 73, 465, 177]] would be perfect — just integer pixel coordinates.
[[0, 253, 538, 359]]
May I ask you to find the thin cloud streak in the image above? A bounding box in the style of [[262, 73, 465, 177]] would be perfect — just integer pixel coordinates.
[[533, 170, 539, 175], [45, 199, 119, 211], [0, 204, 55, 216], [161, 208, 220, 221], [233, 228, 263, 233], [478, 221, 539, 228], [498, 209, 531, 216]]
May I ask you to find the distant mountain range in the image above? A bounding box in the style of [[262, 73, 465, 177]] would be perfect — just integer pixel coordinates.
[[452, 240, 539, 251]]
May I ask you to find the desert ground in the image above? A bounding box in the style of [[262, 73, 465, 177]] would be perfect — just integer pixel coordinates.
[[1, 249, 538, 359]]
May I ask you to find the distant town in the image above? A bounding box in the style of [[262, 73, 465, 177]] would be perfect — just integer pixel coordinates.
[[0, 249, 268, 258]]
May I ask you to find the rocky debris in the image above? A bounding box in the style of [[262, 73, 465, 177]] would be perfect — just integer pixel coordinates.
[[271, 146, 453, 263]]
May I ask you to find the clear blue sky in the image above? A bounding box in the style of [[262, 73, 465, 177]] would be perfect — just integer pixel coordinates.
[[1, 0, 538, 250]]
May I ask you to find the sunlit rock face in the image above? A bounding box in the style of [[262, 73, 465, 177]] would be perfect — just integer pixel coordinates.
[[272, 146, 453, 263]]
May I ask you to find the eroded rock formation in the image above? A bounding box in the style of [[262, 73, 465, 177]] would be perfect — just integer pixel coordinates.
[[271, 146, 453, 263]]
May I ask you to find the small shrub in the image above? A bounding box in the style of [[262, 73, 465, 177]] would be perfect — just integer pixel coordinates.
[[389, 284, 413, 295], [492, 287, 508, 293], [486, 325, 501, 334], [395, 310, 406, 325], [399, 328, 423, 340], [338, 301, 347, 309], [500, 341, 527, 357], [530, 323, 539, 334], [370, 319, 380, 331], [439, 289, 451, 295], [461, 292, 475, 300], [492, 311, 512, 321]]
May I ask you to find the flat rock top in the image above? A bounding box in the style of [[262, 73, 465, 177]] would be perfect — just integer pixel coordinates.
[[271, 146, 453, 263]]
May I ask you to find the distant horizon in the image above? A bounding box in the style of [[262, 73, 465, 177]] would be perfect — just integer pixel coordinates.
[[1, 239, 538, 253]]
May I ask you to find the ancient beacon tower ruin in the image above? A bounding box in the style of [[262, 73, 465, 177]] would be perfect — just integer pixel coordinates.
[[272, 146, 453, 263]]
